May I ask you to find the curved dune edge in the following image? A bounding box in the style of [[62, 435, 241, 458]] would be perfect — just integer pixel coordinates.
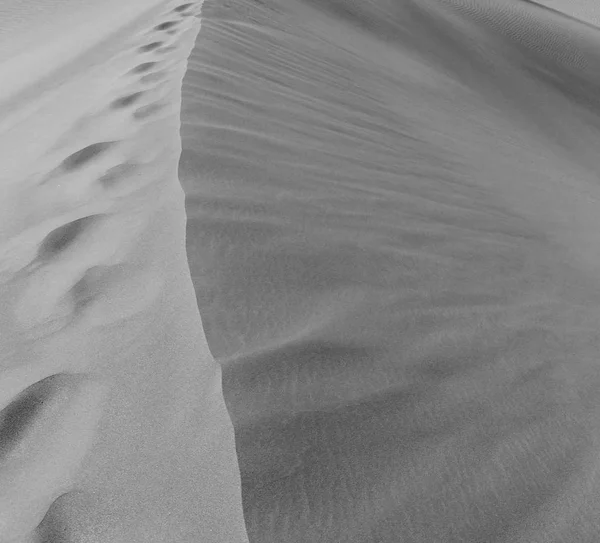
[[0, 1, 248, 542], [4, 0, 600, 542]]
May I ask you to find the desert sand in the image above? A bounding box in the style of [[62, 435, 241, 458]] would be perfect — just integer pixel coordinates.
[[0, 1, 247, 542], [182, 0, 600, 542], [4, 0, 600, 542]]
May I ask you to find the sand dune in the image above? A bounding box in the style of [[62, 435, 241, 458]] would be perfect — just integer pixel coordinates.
[[5, 0, 600, 542], [0, 1, 247, 542], [179, 0, 600, 542]]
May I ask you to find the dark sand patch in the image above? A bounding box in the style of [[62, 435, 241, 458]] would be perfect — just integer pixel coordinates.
[[180, 0, 600, 541]]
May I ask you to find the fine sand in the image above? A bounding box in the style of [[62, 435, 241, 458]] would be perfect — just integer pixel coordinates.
[[0, 1, 247, 542], [181, 0, 600, 542], [4, 0, 600, 542]]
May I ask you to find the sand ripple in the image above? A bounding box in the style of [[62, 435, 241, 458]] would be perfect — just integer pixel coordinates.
[[180, 1, 600, 542]]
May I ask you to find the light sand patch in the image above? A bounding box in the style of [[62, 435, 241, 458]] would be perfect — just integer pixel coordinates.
[[0, 1, 248, 542]]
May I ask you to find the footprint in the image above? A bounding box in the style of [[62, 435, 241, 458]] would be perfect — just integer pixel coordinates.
[[73, 265, 164, 327], [138, 41, 163, 53], [37, 216, 100, 261], [110, 92, 145, 109], [139, 70, 170, 84], [60, 143, 117, 173], [14, 288, 74, 338], [174, 3, 193, 13], [158, 45, 178, 54], [0, 374, 108, 542], [133, 103, 167, 121], [130, 62, 158, 74], [154, 21, 179, 31], [98, 161, 165, 199], [97, 163, 140, 191], [16, 212, 150, 332], [0, 376, 58, 459], [0, 208, 110, 284], [69, 266, 106, 317]]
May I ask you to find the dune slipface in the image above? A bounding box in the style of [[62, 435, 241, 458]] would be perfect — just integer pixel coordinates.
[[179, 0, 600, 542], [0, 1, 248, 542]]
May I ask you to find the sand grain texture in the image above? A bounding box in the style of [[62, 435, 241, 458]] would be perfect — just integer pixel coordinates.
[[6, 0, 600, 542], [179, 0, 600, 542], [0, 1, 248, 542]]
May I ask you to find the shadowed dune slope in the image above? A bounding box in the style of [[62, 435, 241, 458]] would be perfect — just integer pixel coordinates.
[[180, 0, 600, 542]]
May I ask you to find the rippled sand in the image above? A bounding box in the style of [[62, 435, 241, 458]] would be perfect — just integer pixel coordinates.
[[5, 0, 600, 542], [0, 1, 247, 542], [180, 0, 600, 542]]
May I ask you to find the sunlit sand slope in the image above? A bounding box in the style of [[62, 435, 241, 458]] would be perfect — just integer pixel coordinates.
[[180, 0, 600, 542], [0, 1, 247, 542]]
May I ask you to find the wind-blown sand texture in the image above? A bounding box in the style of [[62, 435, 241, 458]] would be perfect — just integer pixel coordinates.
[[0, 1, 247, 542], [179, 0, 600, 542], [5, 0, 600, 542]]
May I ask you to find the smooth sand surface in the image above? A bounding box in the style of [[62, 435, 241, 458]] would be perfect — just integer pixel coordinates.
[[178, 0, 600, 542], [0, 1, 247, 542]]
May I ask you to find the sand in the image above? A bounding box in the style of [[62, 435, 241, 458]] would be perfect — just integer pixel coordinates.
[[180, 0, 600, 542], [0, 1, 247, 542], [4, 0, 600, 542]]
